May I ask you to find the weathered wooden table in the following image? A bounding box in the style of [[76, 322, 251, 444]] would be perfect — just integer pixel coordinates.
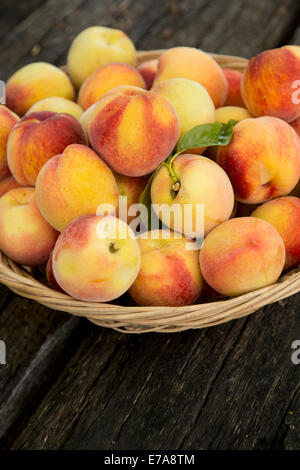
[[0, 0, 300, 451]]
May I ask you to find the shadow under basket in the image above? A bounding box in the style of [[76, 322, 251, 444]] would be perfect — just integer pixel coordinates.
[[1, 50, 299, 334]]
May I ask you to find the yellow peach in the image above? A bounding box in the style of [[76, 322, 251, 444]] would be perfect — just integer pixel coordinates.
[[67, 26, 136, 89], [52, 215, 141, 302], [0, 187, 58, 266], [36, 144, 119, 232], [200, 217, 285, 296], [6, 62, 75, 116], [129, 230, 203, 306]]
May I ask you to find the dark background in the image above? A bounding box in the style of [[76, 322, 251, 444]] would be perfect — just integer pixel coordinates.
[[0, 0, 300, 450]]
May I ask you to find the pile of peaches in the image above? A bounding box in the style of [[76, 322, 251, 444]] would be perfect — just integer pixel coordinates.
[[0, 26, 300, 307]]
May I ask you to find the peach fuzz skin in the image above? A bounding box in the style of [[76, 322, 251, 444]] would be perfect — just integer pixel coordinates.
[[251, 197, 300, 270], [6, 62, 75, 116], [200, 217, 285, 297], [78, 63, 145, 110], [129, 230, 203, 307], [0, 106, 20, 180], [0, 187, 58, 266], [89, 85, 179, 177], [114, 173, 149, 224], [67, 26, 137, 89], [0, 176, 22, 197], [137, 59, 158, 90], [222, 68, 244, 107], [36, 144, 119, 232], [27, 97, 84, 119], [241, 46, 300, 122], [151, 154, 234, 238], [7, 111, 86, 186], [217, 117, 300, 204], [153, 47, 228, 108], [52, 215, 141, 302]]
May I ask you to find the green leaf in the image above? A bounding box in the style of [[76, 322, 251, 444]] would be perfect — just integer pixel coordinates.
[[177, 119, 238, 153]]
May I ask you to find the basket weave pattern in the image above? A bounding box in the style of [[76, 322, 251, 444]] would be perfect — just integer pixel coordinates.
[[1, 51, 299, 333]]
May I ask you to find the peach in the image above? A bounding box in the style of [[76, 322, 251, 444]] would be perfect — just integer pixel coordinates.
[[153, 47, 228, 108], [7, 111, 86, 186], [67, 26, 136, 89], [27, 97, 83, 119], [6, 62, 75, 116], [291, 117, 300, 138], [215, 106, 251, 123], [114, 173, 149, 224], [217, 117, 300, 204], [137, 59, 158, 89], [0, 176, 22, 197], [200, 217, 285, 296], [36, 144, 119, 232], [241, 46, 300, 122], [52, 214, 141, 302], [152, 78, 215, 142], [89, 85, 179, 177], [46, 252, 64, 292], [151, 154, 234, 238], [223, 68, 244, 107], [251, 196, 300, 270], [129, 230, 203, 306], [78, 63, 145, 110], [0, 105, 20, 180], [205, 106, 252, 161], [0, 187, 58, 266]]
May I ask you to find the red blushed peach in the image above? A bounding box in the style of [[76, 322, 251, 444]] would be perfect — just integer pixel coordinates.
[[137, 59, 158, 89], [153, 47, 228, 108], [36, 144, 119, 232], [200, 217, 285, 297], [241, 46, 300, 122], [251, 197, 300, 270], [0, 176, 22, 197], [151, 154, 234, 238], [129, 230, 203, 306], [6, 62, 75, 116], [0, 106, 20, 180], [222, 68, 244, 107], [0, 187, 58, 266], [7, 111, 86, 186], [46, 252, 64, 292], [217, 117, 300, 204], [52, 215, 141, 302], [291, 116, 300, 138], [114, 173, 149, 225], [89, 85, 179, 177], [78, 63, 145, 110]]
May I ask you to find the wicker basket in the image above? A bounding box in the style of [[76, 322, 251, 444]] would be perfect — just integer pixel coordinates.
[[1, 50, 299, 334]]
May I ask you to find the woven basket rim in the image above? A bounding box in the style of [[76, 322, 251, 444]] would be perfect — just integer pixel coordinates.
[[1, 49, 299, 333]]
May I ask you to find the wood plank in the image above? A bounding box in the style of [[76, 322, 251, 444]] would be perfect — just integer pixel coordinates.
[[10, 298, 300, 450], [10, 318, 247, 449], [0, 294, 87, 447]]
